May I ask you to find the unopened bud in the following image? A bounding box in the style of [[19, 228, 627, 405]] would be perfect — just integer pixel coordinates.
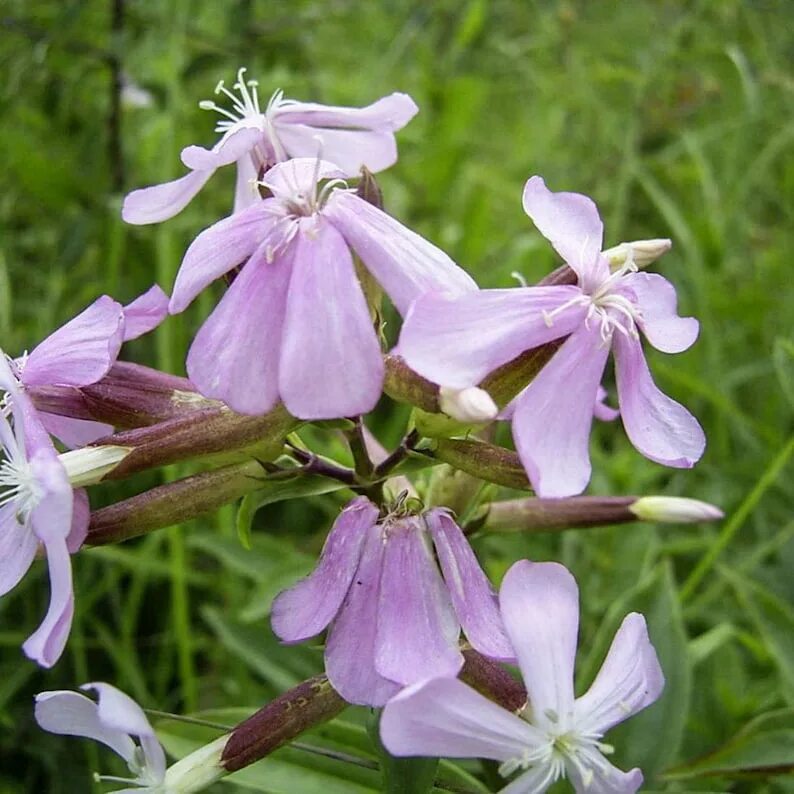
[[58, 445, 132, 487], [163, 735, 228, 793], [439, 386, 498, 424], [629, 496, 723, 523], [602, 238, 672, 270]]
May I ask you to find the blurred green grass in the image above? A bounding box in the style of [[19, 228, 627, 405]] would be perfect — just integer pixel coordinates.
[[0, 1, 792, 791]]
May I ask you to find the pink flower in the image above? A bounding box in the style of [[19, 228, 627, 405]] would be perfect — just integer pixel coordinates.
[[122, 68, 418, 225], [0, 357, 88, 668], [12, 285, 168, 448], [170, 158, 476, 419], [400, 176, 705, 497], [271, 496, 512, 706], [381, 560, 664, 794]]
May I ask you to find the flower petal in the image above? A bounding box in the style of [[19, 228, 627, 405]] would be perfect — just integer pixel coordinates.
[[594, 385, 619, 422], [234, 153, 261, 213], [0, 503, 38, 597], [22, 535, 74, 668], [34, 690, 136, 762], [38, 412, 113, 449], [613, 332, 705, 467], [279, 218, 384, 419], [122, 284, 169, 341], [66, 488, 90, 554], [398, 287, 585, 389], [260, 158, 346, 200], [22, 297, 125, 388], [186, 242, 291, 415], [180, 126, 263, 171], [499, 561, 579, 731], [325, 526, 401, 707], [271, 497, 377, 642], [169, 200, 278, 313], [621, 272, 699, 354], [575, 613, 664, 735], [122, 170, 213, 225], [569, 762, 644, 794], [275, 93, 418, 132], [522, 176, 606, 288], [512, 323, 609, 497], [325, 192, 477, 316], [426, 509, 513, 660], [380, 676, 542, 762], [375, 517, 463, 686]]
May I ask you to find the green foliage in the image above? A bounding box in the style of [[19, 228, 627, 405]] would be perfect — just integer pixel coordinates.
[[1, 0, 792, 791]]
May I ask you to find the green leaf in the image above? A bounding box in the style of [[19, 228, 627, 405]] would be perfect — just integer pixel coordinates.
[[773, 337, 794, 411], [665, 708, 794, 779], [580, 562, 691, 782], [236, 493, 256, 550]]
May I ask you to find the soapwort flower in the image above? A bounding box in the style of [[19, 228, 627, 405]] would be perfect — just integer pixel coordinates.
[[0, 357, 87, 667], [170, 157, 476, 418], [400, 176, 705, 496], [122, 68, 418, 224], [271, 495, 512, 706], [381, 560, 664, 794], [9, 285, 168, 447]]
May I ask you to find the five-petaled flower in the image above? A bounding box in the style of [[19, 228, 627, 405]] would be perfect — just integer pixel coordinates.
[[35, 682, 167, 791], [399, 176, 705, 497], [271, 495, 513, 706], [0, 356, 87, 668], [122, 68, 418, 224], [168, 157, 476, 419], [381, 559, 664, 794]]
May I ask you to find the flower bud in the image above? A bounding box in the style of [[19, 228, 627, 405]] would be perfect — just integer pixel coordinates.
[[629, 496, 723, 523], [58, 445, 133, 487], [439, 386, 498, 424], [602, 238, 672, 270], [163, 735, 228, 793]]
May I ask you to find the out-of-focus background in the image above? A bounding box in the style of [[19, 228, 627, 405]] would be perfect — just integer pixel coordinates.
[[1, 1, 792, 791]]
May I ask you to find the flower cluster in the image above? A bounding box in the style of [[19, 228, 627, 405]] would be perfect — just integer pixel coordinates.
[[10, 68, 722, 793]]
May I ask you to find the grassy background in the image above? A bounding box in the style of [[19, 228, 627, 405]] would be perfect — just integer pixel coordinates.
[[1, 1, 793, 791]]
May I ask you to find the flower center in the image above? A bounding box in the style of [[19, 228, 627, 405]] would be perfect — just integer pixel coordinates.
[[0, 455, 42, 519]]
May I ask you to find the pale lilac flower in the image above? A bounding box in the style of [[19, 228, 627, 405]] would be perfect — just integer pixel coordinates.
[[170, 158, 476, 419], [271, 496, 512, 706], [0, 357, 88, 668], [400, 176, 705, 497], [122, 68, 418, 224], [35, 682, 167, 791], [11, 285, 168, 447], [381, 560, 664, 794]]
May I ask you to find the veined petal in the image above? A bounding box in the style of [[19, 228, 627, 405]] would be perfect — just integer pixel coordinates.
[[500, 767, 559, 794], [38, 412, 113, 449], [279, 219, 383, 419], [620, 272, 699, 354], [271, 497, 378, 642], [181, 126, 263, 170], [66, 488, 90, 554], [399, 287, 586, 389], [575, 613, 664, 735], [375, 517, 463, 685], [186, 242, 291, 415], [512, 323, 609, 497], [122, 284, 169, 341], [22, 534, 74, 668], [274, 93, 418, 131], [613, 333, 705, 467], [260, 158, 345, 200], [169, 200, 278, 313], [522, 176, 605, 289], [0, 504, 38, 597], [499, 561, 579, 732], [325, 526, 401, 706], [276, 124, 400, 177], [325, 192, 477, 316], [381, 677, 542, 762], [569, 762, 643, 794], [22, 297, 125, 388], [122, 170, 214, 225], [426, 509, 513, 660], [34, 690, 136, 762]]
